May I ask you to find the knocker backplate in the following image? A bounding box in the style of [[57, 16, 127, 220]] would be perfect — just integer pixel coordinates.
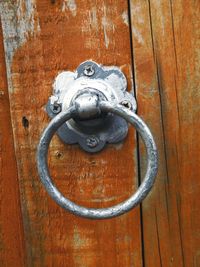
[[46, 60, 136, 152]]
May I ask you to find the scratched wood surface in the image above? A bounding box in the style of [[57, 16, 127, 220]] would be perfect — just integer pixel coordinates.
[[0, 21, 26, 266], [0, 0, 200, 266], [0, 1, 142, 266]]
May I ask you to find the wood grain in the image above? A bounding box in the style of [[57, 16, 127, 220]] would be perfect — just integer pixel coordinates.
[[0, 21, 26, 266], [130, 0, 200, 266], [1, 1, 142, 266], [1, 0, 200, 266]]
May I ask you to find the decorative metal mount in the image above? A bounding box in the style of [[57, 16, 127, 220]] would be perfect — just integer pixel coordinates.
[[37, 60, 158, 219], [46, 60, 136, 152]]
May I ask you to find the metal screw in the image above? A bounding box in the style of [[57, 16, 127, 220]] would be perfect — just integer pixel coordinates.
[[121, 100, 132, 110], [49, 95, 62, 114], [50, 103, 61, 114], [86, 136, 99, 148], [83, 65, 95, 77]]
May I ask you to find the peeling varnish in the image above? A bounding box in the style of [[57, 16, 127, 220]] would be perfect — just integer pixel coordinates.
[[114, 143, 123, 150], [128, 63, 135, 96], [132, 27, 144, 45], [62, 0, 77, 17], [81, 5, 115, 51], [0, 0, 40, 93], [82, 6, 98, 33], [73, 226, 86, 248], [130, 4, 144, 25], [122, 10, 129, 26], [81, 7, 100, 52], [130, 3, 145, 45], [73, 226, 91, 267], [101, 5, 110, 49], [89, 6, 98, 31]]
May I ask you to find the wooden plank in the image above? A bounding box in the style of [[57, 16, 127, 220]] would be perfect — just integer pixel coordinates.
[[130, 0, 200, 266], [0, 21, 26, 266], [1, 1, 142, 266]]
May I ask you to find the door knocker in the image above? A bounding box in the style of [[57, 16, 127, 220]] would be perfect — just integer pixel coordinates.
[[37, 61, 158, 219]]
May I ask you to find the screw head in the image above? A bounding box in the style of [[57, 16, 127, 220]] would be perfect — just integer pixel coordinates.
[[86, 136, 99, 148], [83, 65, 95, 77], [50, 103, 61, 114], [49, 95, 62, 114], [121, 100, 132, 110]]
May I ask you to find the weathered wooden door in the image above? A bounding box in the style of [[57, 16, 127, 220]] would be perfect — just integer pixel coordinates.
[[0, 1, 200, 266]]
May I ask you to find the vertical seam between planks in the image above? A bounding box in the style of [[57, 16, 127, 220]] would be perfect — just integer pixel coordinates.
[[169, 1, 185, 265], [127, 1, 145, 267], [147, 1, 167, 265], [147, 1, 169, 266], [155, 208, 163, 267]]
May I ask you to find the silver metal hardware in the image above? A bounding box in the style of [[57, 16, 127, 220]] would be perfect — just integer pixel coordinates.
[[49, 96, 62, 114], [46, 60, 137, 153], [121, 100, 132, 110], [37, 101, 158, 219], [37, 61, 158, 219], [86, 136, 99, 148], [83, 64, 95, 76]]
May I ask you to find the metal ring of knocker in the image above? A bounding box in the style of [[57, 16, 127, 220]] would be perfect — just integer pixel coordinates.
[[37, 97, 158, 219]]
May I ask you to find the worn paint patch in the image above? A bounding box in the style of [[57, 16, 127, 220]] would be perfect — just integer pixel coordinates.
[[62, 0, 77, 17], [130, 3, 145, 45], [122, 10, 129, 26], [81, 7, 99, 50], [0, 0, 40, 93], [73, 226, 86, 248], [132, 27, 144, 45], [101, 6, 110, 49], [90, 7, 98, 29], [130, 3, 144, 25]]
